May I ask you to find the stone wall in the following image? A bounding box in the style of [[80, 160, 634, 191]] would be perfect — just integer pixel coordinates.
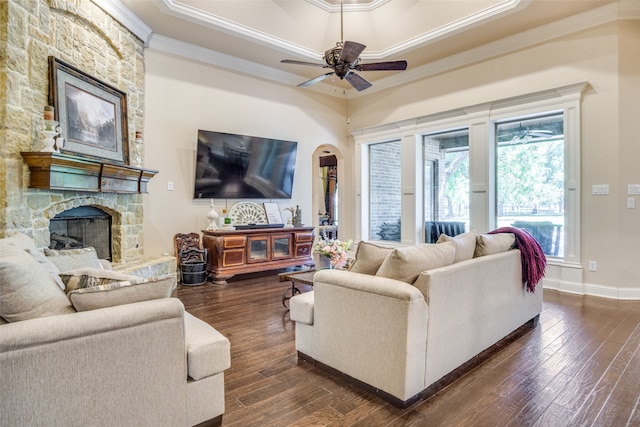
[[0, 0, 145, 262]]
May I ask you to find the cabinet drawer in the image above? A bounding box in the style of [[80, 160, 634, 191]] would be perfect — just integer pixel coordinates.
[[295, 243, 312, 258], [296, 232, 314, 243], [222, 249, 245, 266], [223, 236, 246, 248]]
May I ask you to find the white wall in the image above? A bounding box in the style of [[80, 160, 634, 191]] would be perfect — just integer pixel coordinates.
[[142, 50, 348, 257]]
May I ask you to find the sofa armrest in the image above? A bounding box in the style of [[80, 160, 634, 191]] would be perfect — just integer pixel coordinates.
[[0, 298, 188, 427], [307, 269, 429, 401], [313, 269, 425, 301]]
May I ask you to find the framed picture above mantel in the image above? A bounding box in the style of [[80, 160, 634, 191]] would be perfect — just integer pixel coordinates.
[[48, 56, 129, 165]]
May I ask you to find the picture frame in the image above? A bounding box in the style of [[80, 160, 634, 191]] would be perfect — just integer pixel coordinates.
[[48, 56, 129, 164], [263, 202, 284, 225]]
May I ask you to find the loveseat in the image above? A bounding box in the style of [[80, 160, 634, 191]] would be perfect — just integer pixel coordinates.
[[0, 232, 230, 427], [290, 231, 543, 407]]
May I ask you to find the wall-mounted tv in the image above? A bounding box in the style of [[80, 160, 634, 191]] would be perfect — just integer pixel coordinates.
[[194, 129, 297, 199]]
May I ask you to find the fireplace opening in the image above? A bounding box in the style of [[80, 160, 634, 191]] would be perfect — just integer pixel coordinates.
[[49, 206, 112, 260]]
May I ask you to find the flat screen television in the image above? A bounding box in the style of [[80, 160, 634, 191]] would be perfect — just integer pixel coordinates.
[[194, 129, 297, 199]]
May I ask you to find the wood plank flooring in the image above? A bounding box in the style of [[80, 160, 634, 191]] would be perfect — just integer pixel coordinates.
[[177, 272, 640, 426]]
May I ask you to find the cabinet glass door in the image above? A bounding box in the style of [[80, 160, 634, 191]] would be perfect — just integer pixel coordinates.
[[248, 237, 268, 262], [272, 236, 291, 259]]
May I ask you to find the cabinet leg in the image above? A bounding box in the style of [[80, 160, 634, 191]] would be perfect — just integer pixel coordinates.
[[210, 272, 233, 286]]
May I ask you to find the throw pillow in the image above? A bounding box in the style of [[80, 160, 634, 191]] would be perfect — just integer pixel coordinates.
[[349, 241, 393, 275], [0, 233, 66, 290], [0, 245, 75, 322], [437, 230, 477, 263], [27, 248, 65, 290], [58, 267, 141, 293], [375, 242, 456, 284], [67, 275, 177, 312], [44, 247, 103, 272], [474, 233, 516, 257]]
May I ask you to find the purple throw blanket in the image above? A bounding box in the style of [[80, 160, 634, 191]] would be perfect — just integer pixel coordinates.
[[488, 227, 546, 293]]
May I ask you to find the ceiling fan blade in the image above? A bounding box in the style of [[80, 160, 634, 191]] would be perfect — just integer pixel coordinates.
[[340, 41, 366, 64], [281, 59, 328, 68], [357, 60, 408, 71], [345, 72, 372, 91], [298, 72, 335, 88]]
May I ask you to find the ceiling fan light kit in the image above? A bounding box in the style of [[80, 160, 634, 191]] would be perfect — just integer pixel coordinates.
[[281, 1, 407, 91]]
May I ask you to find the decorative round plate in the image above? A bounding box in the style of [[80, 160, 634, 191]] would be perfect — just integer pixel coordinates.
[[228, 202, 268, 225]]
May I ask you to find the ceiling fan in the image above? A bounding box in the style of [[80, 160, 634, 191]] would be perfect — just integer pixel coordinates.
[[498, 123, 555, 143], [281, 1, 407, 91]]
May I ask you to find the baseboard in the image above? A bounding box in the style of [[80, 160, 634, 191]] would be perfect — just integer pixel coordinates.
[[297, 316, 539, 408], [543, 280, 640, 300]]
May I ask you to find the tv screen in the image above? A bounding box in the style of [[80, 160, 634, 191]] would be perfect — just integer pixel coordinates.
[[194, 130, 297, 199]]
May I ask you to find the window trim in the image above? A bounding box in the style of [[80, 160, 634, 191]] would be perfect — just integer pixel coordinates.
[[352, 82, 586, 266]]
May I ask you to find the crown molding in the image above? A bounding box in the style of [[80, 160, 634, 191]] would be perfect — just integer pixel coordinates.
[[108, 0, 635, 99], [147, 34, 346, 99], [360, 0, 530, 59], [92, 0, 152, 44], [152, 0, 528, 62], [347, 1, 629, 98], [304, 0, 391, 13], [153, 0, 318, 60]]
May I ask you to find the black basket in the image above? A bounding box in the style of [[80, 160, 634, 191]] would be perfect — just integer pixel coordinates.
[[181, 261, 207, 286]]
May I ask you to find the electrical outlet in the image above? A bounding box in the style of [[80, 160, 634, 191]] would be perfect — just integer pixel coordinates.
[[167, 181, 174, 191], [628, 198, 636, 209], [588, 261, 597, 272]]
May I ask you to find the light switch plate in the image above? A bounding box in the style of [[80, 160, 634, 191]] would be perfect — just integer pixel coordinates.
[[628, 184, 640, 195], [592, 184, 609, 195]]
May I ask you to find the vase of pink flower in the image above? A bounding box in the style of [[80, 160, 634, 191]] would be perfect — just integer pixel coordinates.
[[314, 234, 352, 269]]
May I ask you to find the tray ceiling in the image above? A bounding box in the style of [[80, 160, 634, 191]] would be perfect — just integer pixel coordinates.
[[111, 0, 623, 96]]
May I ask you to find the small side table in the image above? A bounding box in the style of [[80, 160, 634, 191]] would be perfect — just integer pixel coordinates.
[[279, 270, 316, 309]]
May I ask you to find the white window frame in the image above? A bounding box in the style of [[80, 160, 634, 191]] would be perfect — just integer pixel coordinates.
[[353, 83, 586, 269]]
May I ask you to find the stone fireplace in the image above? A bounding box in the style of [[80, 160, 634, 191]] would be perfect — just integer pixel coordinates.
[[1, 0, 149, 263], [25, 193, 144, 263]]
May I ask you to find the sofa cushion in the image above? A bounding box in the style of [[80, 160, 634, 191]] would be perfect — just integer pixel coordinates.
[[437, 230, 477, 263], [375, 242, 456, 284], [184, 312, 231, 380], [349, 241, 393, 275], [474, 233, 516, 257], [44, 247, 103, 272], [0, 245, 75, 322], [67, 275, 177, 312], [59, 267, 140, 293]]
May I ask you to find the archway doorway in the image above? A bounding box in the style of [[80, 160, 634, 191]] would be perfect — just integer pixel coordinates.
[[314, 146, 340, 240]]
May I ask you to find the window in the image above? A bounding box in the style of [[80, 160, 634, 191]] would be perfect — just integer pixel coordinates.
[[423, 129, 469, 241], [369, 140, 402, 241], [496, 113, 564, 257]]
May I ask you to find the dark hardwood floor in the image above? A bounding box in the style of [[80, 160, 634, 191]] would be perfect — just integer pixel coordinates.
[[178, 272, 640, 427]]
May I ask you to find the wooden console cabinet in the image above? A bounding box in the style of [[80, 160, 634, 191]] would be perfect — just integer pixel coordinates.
[[202, 227, 315, 285]]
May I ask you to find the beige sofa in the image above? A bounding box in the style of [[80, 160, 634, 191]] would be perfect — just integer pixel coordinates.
[[0, 233, 230, 427], [290, 232, 543, 407]]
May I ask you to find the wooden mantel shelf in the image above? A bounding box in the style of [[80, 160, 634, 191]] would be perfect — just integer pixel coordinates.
[[21, 152, 158, 194]]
